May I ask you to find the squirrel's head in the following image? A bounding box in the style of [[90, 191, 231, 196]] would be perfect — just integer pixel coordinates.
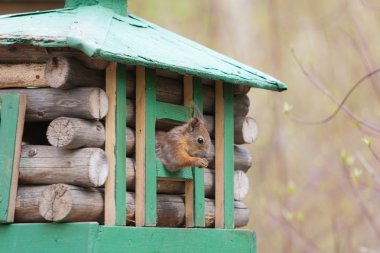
[[186, 117, 211, 158]]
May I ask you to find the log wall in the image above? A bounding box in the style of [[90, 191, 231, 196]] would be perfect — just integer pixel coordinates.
[[0, 47, 256, 227]]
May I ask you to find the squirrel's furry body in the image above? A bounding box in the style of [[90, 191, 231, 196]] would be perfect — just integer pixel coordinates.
[[156, 117, 211, 172]]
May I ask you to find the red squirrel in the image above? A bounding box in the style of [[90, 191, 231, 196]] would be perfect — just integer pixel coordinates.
[[156, 115, 211, 172]]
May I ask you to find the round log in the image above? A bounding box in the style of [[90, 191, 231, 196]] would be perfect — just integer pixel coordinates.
[[208, 144, 253, 172], [125, 192, 249, 227], [15, 185, 249, 227], [203, 115, 258, 144], [19, 145, 109, 187], [233, 117, 258, 144], [45, 56, 105, 89], [234, 170, 249, 201], [39, 184, 104, 222], [0, 87, 109, 121], [125, 71, 250, 116], [47, 117, 105, 149], [14, 186, 47, 222], [125, 98, 253, 144], [126, 158, 249, 200], [46, 117, 134, 154], [0, 63, 48, 88]]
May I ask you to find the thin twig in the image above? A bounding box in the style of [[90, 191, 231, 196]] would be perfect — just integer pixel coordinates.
[[356, 152, 380, 187], [289, 49, 380, 132]]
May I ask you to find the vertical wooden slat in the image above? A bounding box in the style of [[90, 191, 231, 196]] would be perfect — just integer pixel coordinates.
[[136, 66, 157, 226], [115, 64, 127, 225], [105, 62, 127, 226], [215, 80, 224, 228], [145, 68, 157, 226], [184, 75, 195, 227], [135, 66, 146, 226], [192, 77, 205, 227], [0, 94, 26, 223], [223, 83, 235, 229]]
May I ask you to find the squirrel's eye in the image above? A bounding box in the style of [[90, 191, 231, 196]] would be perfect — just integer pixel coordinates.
[[197, 137, 204, 144]]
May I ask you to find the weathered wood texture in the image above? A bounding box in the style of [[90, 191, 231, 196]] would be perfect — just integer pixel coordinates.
[[0, 88, 109, 121], [0, 45, 109, 70], [45, 57, 105, 89], [208, 144, 252, 172], [0, 94, 26, 223], [233, 117, 258, 144], [46, 117, 135, 155], [39, 184, 104, 222], [123, 71, 249, 116], [0, 63, 48, 88], [47, 117, 105, 149], [125, 158, 248, 201], [14, 185, 249, 227], [19, 145, 109, 188], [125, 99, 253, 144]]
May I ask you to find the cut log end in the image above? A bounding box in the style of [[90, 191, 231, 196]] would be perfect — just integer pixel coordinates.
[[45, 57, 70, 89], [47, 117, 105, 149], [240, 117, 258, 144], [46, 117, 75, 148], [234, 170, 249, 201], [88, 149, 109, 187], [39, 184, 72, 222], [89, 88, 109, 119]]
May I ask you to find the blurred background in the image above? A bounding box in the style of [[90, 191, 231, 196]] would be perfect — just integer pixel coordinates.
[[1, 1, 380, 252]]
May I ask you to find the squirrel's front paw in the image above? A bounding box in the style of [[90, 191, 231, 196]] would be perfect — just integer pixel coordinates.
[[194, 158, 208, 168]]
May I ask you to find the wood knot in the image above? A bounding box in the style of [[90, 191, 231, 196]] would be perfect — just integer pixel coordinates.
[[28, 148, 37, 158]]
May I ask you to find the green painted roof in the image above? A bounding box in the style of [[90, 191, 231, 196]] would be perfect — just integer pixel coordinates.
[[0, 5, 287, 91]]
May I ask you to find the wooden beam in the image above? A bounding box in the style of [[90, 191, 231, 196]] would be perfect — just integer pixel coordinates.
[[183, 75, 194, 228], [192, 77, 205, 227], [223, 84, 235, 229], [215, 80, 224, 228], [0, 94, 26, 223], [104, 62, 127, 226]]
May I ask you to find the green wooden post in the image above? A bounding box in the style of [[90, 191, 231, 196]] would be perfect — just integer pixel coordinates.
[[0, 94, 24, 223], [145, 68, 157, 226], [193, 77, 205, 227], [114, 64, 127, 225], [223, 84, 235, 228]]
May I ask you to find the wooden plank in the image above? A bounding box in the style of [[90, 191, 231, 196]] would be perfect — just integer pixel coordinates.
[[183, 75, 194, 227], [0, 94, 26, 223], [135, 66, 146, 226], [156, 101, 191, 123], [192, 77, 205, 227], [156, 161, 193, 180], [223, 84, 235, 229], [0, 223, 99, 253], [115, 64, 127, 225], [144, 68, 158, 226], [0, 223, 256, 253], [215, 80, 224, 228], [105, 62, 127, 226], [97, 226, 256, 253]]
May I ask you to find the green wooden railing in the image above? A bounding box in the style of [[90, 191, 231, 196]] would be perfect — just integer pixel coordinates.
[[0, 94, 26, 223]]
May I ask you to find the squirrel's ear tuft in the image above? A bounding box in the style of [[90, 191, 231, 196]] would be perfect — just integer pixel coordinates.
[[188, 117, 201, 132]]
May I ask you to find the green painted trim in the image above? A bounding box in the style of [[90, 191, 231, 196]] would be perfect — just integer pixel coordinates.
[[223, 84, 235, 229], [0, 223, 256, 253], [0, 94, 21, 223], [156, 102, 192, 123], [96, 226, 256, 253], [156, 161, 193, 180], [0, 223, 99, 253], [0, 5, 287, 91], [65, 0, 127, 16], [192, 77, 205, 227], [145, 68, 157, 226], [114, 64, 127, 225]]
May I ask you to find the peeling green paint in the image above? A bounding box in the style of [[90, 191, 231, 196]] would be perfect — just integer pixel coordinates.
[[0, 5, 287, 91]]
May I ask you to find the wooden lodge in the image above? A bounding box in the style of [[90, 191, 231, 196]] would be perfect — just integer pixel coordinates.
[[0, 1, 287, 252]]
